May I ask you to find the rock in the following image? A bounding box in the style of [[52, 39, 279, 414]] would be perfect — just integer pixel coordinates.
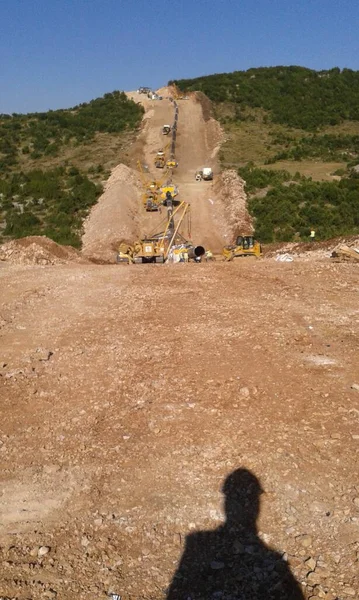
[[305, 557, 317, 571], [343, 588, 356, 597], [296, 534, 313, 548], [307, 572, 321, 585], [233, 540, 244, 554], [353, 497, 359, 507], [38, 546, 51, 557], [35, 348, 53, 361], [350, 383, 359, 391], [239, 387, 250, 398], [94, 517, 103, 527], [81, 536, 91, 547], [210, 560, 225, 570]]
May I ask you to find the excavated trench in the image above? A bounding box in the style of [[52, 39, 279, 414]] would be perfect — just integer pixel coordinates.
[[81, 88, 252, 263]]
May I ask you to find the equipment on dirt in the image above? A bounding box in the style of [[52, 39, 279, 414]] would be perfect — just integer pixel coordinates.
[[155, 150, 166, 169], [143, 191, 161, 212], [166, 158, 178, 169], [138, 87, 151, 94], [204, 249, 214, 261], [196, 167, 213, 181], [159, 183, 179, 201], [162, 125, 171, 135], [117, 193, 205, 264], [222, 235, 262, 261]]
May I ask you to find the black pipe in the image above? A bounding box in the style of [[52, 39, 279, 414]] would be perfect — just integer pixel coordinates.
[[187, 245, 205, 258]]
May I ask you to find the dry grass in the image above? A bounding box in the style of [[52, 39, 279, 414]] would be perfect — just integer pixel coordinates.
[[11, 130, 139, 182], [217, 108, 354, 181], [262, 160, 344, 181]]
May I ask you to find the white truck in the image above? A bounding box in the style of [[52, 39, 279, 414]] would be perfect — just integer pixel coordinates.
[[195, 167, 213, 181]]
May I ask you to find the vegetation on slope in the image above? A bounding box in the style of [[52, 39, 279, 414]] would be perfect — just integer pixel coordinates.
[[0, 91, 144, 170], [172, 67, 359, 242], [0, 167, 102, 247], [0, 91, 144, 246], [240, 165, 359, 243], [171, 66, 359, 130]]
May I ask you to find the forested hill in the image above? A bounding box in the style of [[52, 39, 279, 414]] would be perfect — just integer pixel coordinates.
[[0, 91, 144, 247], [0, 91, 144, 170], [170, 66, 359, 130]]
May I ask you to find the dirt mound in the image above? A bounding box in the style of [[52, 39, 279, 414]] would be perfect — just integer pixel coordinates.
[[0, 236, 85, 265], [264, 235, 359, 260], [214, 170, 254, 241], [81, 163, 142, 263]]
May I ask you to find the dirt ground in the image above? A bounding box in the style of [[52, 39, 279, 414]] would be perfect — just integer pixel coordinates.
[[1, 91, 359, 600]]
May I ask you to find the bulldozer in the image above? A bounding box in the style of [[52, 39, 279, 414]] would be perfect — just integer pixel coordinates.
[[117, 193, 205, 264], [222, 235, 262, 261]]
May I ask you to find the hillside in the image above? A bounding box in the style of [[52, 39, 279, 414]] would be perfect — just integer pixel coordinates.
[[171, 66, 359, 130], [172, 67, 359, 170], [0, 87, 359, 600], [172, 67, 359, 242], [0, 92, 144, 246]]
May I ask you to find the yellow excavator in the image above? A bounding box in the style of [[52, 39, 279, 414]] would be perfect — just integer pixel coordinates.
[[222, 235, 262, 261], [117, 193, 205, 264]]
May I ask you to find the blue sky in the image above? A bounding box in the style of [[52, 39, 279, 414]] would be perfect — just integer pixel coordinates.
[[1, 0, 358, 113]]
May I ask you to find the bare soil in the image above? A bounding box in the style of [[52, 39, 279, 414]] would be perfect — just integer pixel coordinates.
[[1, 90, 359, 600]]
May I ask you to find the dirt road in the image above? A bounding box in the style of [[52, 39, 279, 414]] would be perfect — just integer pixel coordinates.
[[82, 90, 247, 261], [1, 257, 359, 599]]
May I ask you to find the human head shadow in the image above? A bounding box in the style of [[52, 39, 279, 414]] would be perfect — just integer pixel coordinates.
[[166, 468, 304, 600]]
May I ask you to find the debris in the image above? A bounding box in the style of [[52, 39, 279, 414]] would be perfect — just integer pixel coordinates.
[[331, 245, 359, 262], [275, 254, 294, 262], [38, 546, 51, 557]]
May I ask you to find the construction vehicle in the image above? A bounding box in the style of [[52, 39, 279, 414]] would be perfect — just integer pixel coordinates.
[[117, 193, 205, 264], [155, 150, 166, 169], [166, 158, 178, 169], [162, 125, 171, 135], [138, 87, 151, 94], [195, 167, 213, 181], [222, 235, 262, 261], [159, 183, 179, 202], [143, 191, 161, 212]]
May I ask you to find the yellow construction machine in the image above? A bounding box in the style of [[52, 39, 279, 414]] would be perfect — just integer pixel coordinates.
[[155, 150, 166, 169], [222, 235, 262, 261], [117, 193, 205, 264], [166, 158, 178, 169]]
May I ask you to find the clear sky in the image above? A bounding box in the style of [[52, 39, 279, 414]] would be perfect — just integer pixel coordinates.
[[1, 0, 358, 114]]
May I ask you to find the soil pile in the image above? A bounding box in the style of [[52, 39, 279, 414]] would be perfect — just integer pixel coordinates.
[[81, 164, 142, 263], [0, 236, 85, 265], [215, 169, 254, 241]]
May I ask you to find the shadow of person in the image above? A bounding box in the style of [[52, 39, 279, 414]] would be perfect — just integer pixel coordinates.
[[166, 468, 304, 600]]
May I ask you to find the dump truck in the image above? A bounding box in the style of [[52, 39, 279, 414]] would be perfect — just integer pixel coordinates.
[[222, 235, 262, 260]]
